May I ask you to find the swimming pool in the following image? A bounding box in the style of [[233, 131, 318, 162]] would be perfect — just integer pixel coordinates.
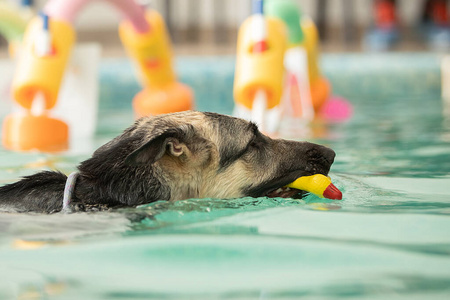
[[1, 53, 450, 299]]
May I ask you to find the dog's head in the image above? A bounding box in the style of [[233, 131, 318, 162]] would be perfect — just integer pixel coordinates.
[[96, 111, 335, 202]]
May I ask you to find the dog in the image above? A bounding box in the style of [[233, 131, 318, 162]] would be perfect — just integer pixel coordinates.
[[0, 111, 336, 213]]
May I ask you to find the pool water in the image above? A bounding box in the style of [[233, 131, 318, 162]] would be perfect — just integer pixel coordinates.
[[1, 54, 450, 299]]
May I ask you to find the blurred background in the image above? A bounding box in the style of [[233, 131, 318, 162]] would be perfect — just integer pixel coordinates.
[[1, 0, 449, 57], [1, 2, 450, 298]]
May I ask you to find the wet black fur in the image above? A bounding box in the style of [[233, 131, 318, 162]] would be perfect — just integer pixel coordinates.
[[0, 120, 171, 213], [0, 171, 67, 213]]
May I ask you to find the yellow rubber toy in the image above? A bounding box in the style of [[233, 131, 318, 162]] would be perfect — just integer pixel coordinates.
[[119, 9, 194, 117], [119, 9, 175, 88], [12, 16, 75, 110], [233, 16, 287, 110], [286, 174, 342, 200]]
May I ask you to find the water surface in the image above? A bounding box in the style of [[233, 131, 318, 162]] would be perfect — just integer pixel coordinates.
[[1, 85, 450, 299]]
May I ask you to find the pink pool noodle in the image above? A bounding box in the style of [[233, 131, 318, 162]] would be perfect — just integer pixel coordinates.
[[44, 0, 150, 33], [319, 96, 353, 122]]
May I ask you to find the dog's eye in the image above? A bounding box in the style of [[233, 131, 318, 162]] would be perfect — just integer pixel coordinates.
[[248, 139, 259, 149], [246, 122, 265, 151], [248, 133, 265, 150]]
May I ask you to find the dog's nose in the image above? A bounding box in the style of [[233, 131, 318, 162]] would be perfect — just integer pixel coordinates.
[[321, 146, 336, 164], [311, 144, 335, 165], [303, 144, 336, 175]]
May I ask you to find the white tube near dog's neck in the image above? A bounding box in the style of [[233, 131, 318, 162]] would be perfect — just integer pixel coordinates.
[[62, 172, 79, 213]]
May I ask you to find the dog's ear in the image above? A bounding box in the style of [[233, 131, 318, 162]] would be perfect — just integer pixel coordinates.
[[125, 128, 188, 166]]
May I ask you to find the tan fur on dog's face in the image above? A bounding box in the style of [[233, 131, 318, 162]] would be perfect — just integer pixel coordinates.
[[126, 111, 335, 201], [141, 111, 254, 200]]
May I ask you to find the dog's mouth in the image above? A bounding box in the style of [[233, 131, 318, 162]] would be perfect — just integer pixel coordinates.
[[265, 186, 306, 199], [246, 170, 312, 199], [263, 172, 311, 199]]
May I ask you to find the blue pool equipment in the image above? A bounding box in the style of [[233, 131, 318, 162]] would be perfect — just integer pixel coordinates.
[[363, 0, 399, 51], [424, 25, 450, 50], [420, 0, 450, 50], [364, 27, 399, 51]]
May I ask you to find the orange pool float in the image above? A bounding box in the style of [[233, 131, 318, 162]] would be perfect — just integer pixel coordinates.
[[133, 82, 193, 118], [2, 113, 68, 152], [310, 77, 331, 113]]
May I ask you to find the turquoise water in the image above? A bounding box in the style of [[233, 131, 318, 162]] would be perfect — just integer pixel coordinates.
[[1, 55, 450, 299]]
